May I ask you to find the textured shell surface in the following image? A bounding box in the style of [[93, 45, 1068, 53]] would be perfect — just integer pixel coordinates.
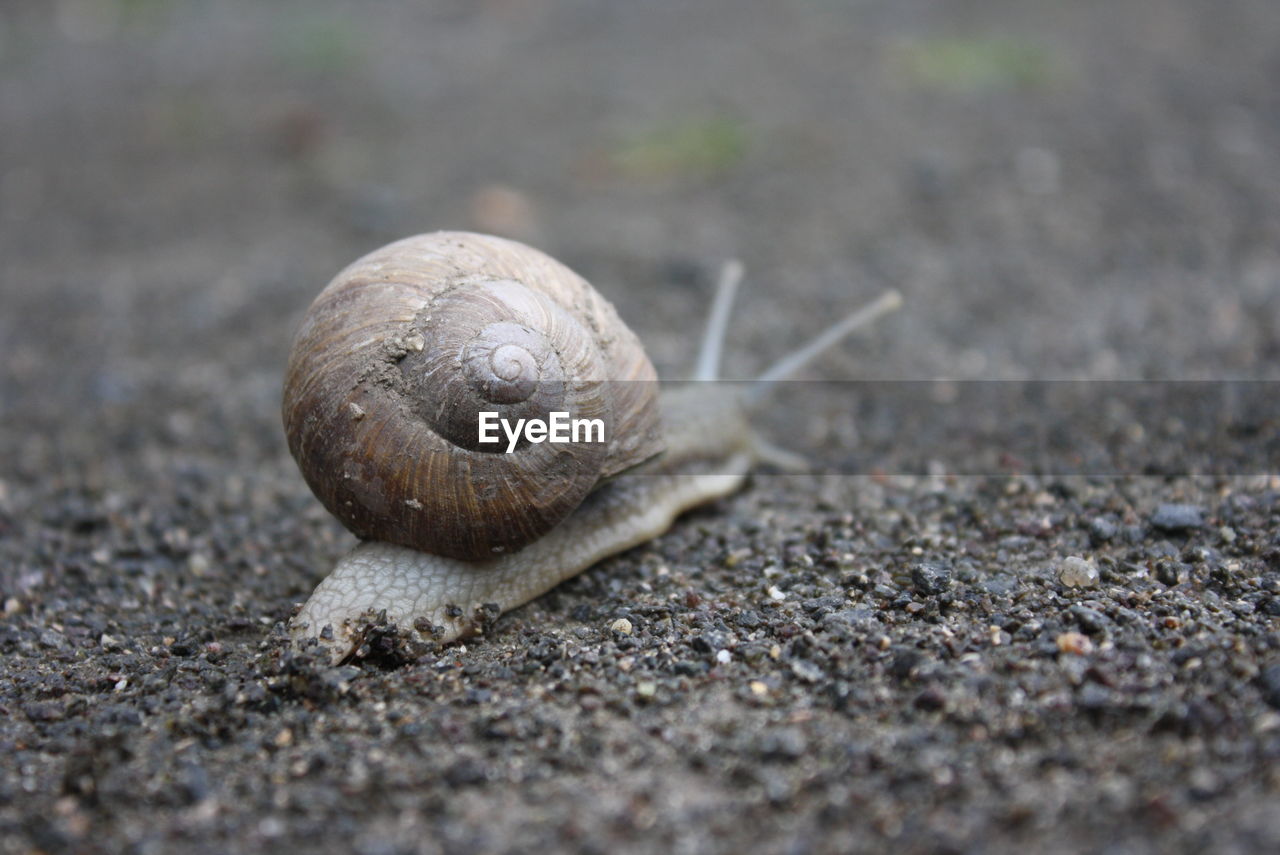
[[283, 231, 663, 560]]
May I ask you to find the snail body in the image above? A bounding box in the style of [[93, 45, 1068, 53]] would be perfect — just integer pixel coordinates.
[[285, 231, 900, 663], [293, 385, 753, 658]]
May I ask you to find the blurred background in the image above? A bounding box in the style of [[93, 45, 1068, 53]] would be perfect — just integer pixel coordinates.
[[4, 1, 1277, 471], [1, 4, 1278, 852]]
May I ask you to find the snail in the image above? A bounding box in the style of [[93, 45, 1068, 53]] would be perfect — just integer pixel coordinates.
[[284, 231, 900, 663]]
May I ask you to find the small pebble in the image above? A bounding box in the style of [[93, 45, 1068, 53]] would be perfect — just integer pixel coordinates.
[[914, 687, 947, 711], [610, 618, 633, 635], [1259, 665, 1280, 710], [791, 659, 825, 683], [1078, 683, 1112, 711], [1069, 604, 1108, 635], [1058, 556, 1099, 588], [1151, 503, 1204, 532], [1056, 631, 1093, 655], [1155, 559, 1187, 587], [910, 561, 952, 596], [1088, 517, 1118, 544]]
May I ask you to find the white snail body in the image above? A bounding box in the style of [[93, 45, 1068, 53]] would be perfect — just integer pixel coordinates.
[[284, 232, 900, 663], [293, 386, 753, 660]]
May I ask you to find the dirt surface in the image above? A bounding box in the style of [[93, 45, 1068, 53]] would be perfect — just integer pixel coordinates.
[[2, 1, 1279, 853]]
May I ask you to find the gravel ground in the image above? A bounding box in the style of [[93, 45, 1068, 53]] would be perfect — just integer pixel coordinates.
[[2, 1, 1278, 853]]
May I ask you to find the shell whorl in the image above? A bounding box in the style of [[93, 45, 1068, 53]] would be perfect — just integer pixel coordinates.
[[282, 232, 663, 560]]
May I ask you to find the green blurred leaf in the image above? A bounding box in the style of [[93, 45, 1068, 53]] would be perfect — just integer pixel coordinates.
[[277, 16, 366, 75], [895, 36, 1058, 93], [611, 116, 748, 181]]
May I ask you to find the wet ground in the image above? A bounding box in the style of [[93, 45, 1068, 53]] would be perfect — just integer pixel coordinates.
[[1, 1, 1278, 852]]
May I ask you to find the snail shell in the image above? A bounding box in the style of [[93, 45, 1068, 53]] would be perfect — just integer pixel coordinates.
[[282, 231, 664, 561]]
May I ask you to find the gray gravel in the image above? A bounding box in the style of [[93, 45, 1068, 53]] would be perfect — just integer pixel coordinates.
[[2, 1, 1278, 853]]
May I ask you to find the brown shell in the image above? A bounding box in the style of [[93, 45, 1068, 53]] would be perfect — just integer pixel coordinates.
[[283, 231, 664, 560]]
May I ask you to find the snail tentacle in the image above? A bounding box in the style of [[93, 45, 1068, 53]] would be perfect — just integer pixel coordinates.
[[694, 259, 743, 382], [748, 288, 902, 395]]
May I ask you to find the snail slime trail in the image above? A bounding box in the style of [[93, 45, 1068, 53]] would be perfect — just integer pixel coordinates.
[[478, 411, 606, 454]]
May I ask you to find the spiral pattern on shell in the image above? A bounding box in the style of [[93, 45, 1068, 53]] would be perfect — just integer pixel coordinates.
[[283, 232, 664, 560]]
